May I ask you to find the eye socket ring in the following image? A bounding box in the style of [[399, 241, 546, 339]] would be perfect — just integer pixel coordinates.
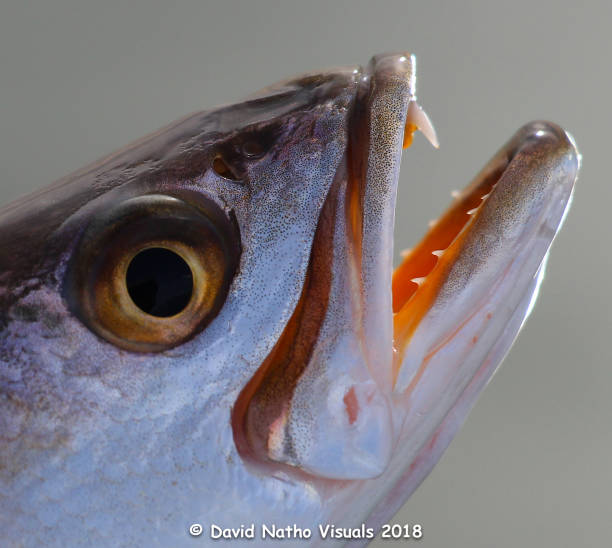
[[66, 193, 240, 352]]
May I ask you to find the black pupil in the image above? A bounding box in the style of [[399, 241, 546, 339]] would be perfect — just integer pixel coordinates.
[[126, 248, 193, 317]]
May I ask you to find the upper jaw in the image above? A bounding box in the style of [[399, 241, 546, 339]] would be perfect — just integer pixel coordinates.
[[269, 55, 420, 477], [232, 53, 418, 480], [355, 52, 419, 393]]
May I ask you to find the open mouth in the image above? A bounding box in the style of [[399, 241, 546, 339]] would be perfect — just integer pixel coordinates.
[[233, 52, 578, 483], [391, 127, 501, 381]]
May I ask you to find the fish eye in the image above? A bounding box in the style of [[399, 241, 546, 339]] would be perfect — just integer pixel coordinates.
[[65, 193, 240, 352]]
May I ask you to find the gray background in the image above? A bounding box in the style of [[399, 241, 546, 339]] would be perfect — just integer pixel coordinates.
[[0, 1, 609, 546]]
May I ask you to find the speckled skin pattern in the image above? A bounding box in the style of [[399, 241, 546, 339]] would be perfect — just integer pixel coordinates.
[[0, 53, 579, 547]]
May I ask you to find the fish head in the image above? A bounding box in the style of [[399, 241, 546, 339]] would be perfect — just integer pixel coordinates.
[[0, 53, 579, 544]]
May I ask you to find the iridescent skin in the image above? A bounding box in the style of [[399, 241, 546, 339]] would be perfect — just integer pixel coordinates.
[[0, 53, 579, 547]]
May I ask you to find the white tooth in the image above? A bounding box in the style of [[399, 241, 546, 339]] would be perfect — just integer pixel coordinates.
[[467, 207, 479, 215], [400, 248, 412, 258], [406, 100, 440, 149], [451, 190, 461, 199], [431, 249, 445, 257], [411, 277, 427, 286], [480, 192, 491, 200]]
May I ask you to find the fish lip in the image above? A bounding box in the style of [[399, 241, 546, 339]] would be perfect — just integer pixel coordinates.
[[346, 52, 418, 393]]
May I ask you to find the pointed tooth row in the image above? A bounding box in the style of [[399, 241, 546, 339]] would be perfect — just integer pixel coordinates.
[[400, 183, 499, 303], [467, 186, 496, 215], [407, 250, 446, 291]]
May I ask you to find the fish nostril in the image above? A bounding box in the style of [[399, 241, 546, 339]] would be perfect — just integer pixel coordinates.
[[212, 156, 239, 180], [126, 247, 194, 317], [241, 140, 264, 158]]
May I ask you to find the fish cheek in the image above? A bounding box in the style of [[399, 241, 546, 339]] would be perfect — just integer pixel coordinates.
[[64, 193, 240, 352]]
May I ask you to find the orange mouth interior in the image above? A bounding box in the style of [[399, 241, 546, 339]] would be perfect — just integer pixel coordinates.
[[390, 158, 505, 379]]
